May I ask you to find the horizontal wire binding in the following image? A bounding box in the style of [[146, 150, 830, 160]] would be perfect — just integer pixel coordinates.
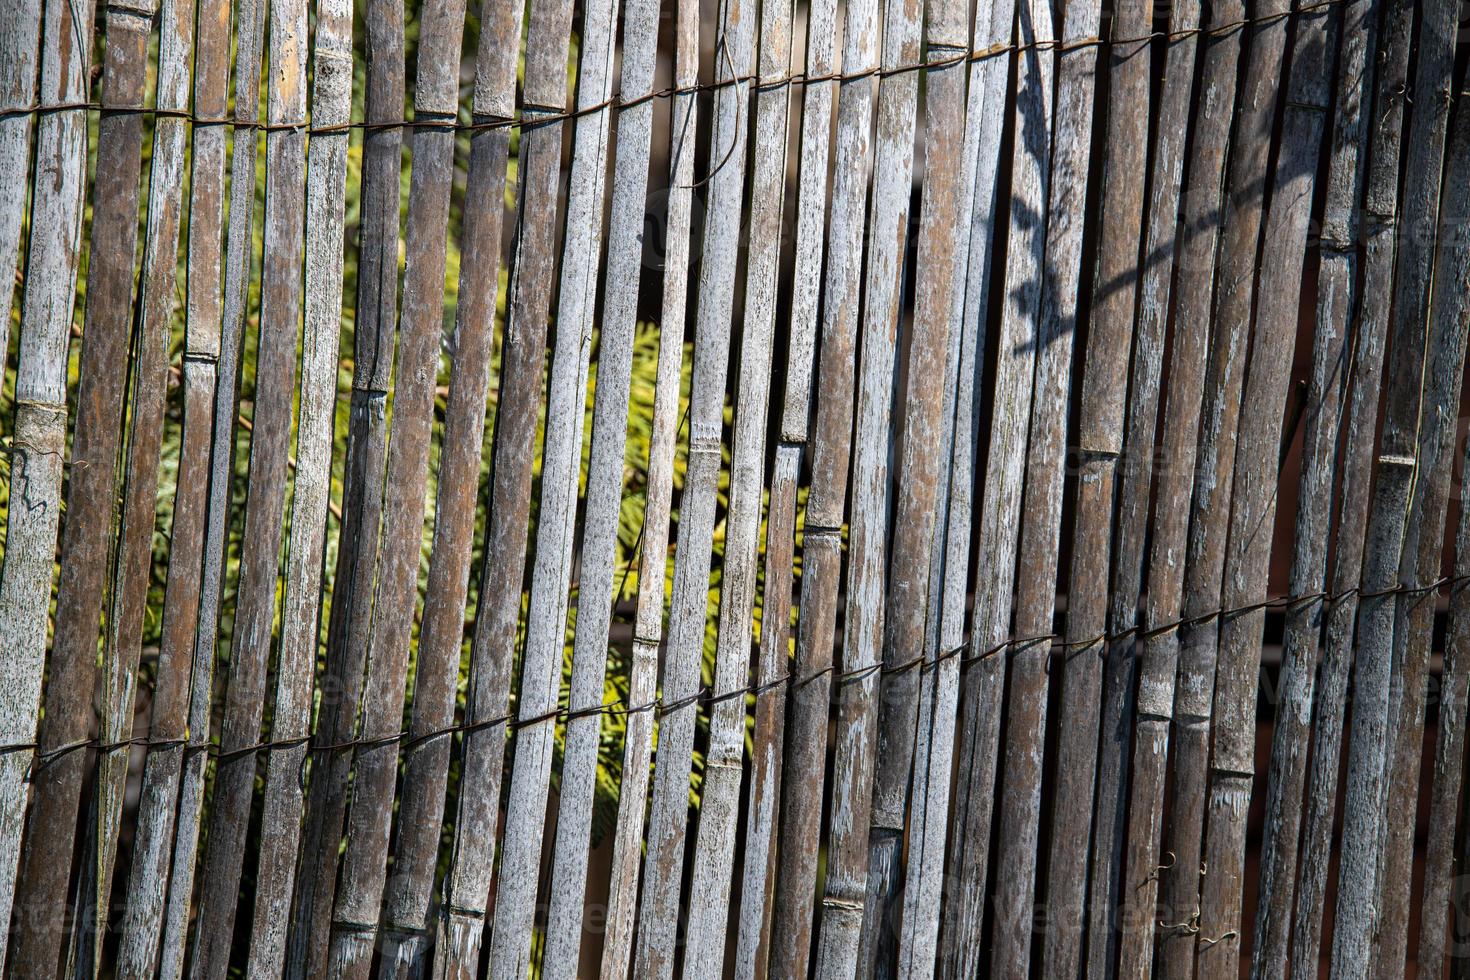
[[0, 0, 1344, 137], [6, 566, 1462, 779]]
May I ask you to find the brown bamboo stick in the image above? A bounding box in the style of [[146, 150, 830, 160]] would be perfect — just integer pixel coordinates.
[[77, 0, 198, 965], [113, 6, 224, 975], [1112, 1, 1207, 972], [993, 0, 1097, 972], [7, 0, 150, 967], [376, 2, 519, 973], [161, 0, 267, 972], [597, 0, 698, 974], [846, 0, 925, 965], [1162, 0, 1281, 972], [243, 0, 351, 970], [1056, 0, 1152, 967], [433, 1, 572, 973], [323, 0, 467, 973], [0, 0, 42, 373], [1196, 7, 1338, 978], [487, 0, 618, 973], [632, 0, 753, 972], [872, 2, 966, 976], [761, 0, 855, 974], [686, 0, 791, 974], [1248, 1, 1373, 974], [1289, 3, 1407, 975], [286, 0, 404, 965], [1330, 3, 1457, 975], [0, 0, 96, 962], [893, 0, 1008, 971], [188, 0, 309, 968]]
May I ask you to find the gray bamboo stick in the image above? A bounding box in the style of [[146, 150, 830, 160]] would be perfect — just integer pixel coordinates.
[[113, 4, 224, 973], [1111, 2, 1208, 973], [287, 0, 404, 964], [376, 2, 520, 973], [1289, 2, 1408, 975], [1249, 1, 1373, 975], [1393, 95, 1470, 979], [597, 0, 698, 974], [432, 1, 571, 973], [690, 0, 792, 975], [1420, 93, 1470, 974], [0, 0, 41, 370], [324, 0, 469, 974], [1330, 3, 1457, 975], [8, 0, 150, 967], [1163, 0, 1281, 972], [632, 0, 753, 972], [538, 3, 658, 974], [0, 0, 96, 961], [1370, 8, 1463, 969], [894, 0, 1007, 971], [1060, 0, 1153, 968], [487, 0, 618, 974], [762, 0, 858, 974], [1196, 7, 1338, 978], [992, 0, 1096, 973], [189, 0, 309, 969], [162, 0, 268, 971], [854, 0, 929, 966], [244, 0, 352, 971]]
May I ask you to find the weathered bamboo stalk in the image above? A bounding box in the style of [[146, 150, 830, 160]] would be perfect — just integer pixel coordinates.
[[1289, 2, 1407, 975], [1112, 1, 1207, 973], [488, 0, 617, 974], [0, 0, 42, 366], [1370, 9, 1463, 971], [1055, 0, 1151, 968], [78, 0, 199, 965], [323, 1, 467, 974], [849, 0, 925, 967], [597, 0, 699, 975], [537, 3, 657, 974], [1197, 7, 1338, 978], [286, 0, 404, 966], [685, 0, 791, 974], [8, 0, 150, 967], [1249, 1, 1373, 975], [894, 0, 1006, 972], [189, 0, 309, 969], [243, 0, 351, 971], [162, 0, 268, 971], [761, 0, 853, 974], [993, 0, 1097, 972], [872, 2, 966, 976], [1331, 3, 1456, 975], [632, 0, 753, 973], [944, 1, 1058, 973], [433, 2, 571, 974], [1162, 0, 1279, 972], [1399, 78, 1470, 980], [376, 3, 519, 974], [114, 5, 224, 974], [0, 0, 96, 962], [727, 6, 802, 977]]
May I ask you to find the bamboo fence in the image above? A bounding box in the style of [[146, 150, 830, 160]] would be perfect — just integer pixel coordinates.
[[4, 0, 1470, 977]]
